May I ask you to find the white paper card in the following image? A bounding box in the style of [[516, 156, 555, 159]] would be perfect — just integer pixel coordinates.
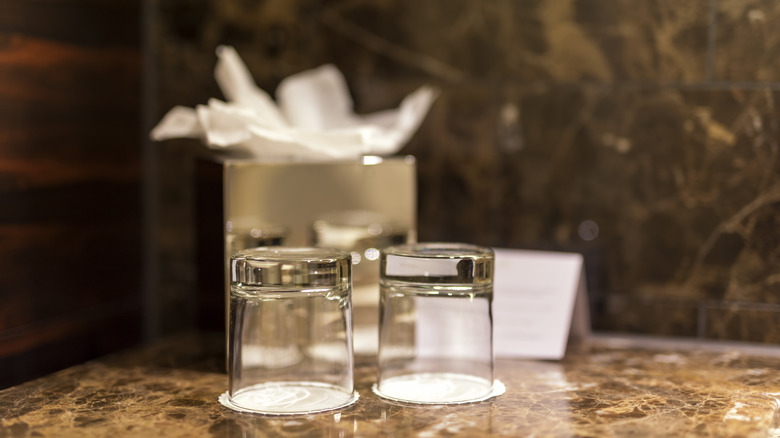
[[493, 248, 590, 360], [413, 295, 492, 360]]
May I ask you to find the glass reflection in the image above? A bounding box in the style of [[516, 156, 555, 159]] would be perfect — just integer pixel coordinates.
[[312, 210, 409, 356], [219, 411, 357, 437]]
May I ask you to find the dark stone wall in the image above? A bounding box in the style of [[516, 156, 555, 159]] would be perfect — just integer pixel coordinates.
[[149, 0, 780, 344]]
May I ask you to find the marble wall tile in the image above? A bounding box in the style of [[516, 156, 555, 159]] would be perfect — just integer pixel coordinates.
[[318, 0, 710, 83], [152, 0, 323, 111], [716, 0, 780, 81], [403, 84, 780, 339], [394, 84, 777, 343], [601, 297, 701, 337], [149, 0, 780, 343], [706, 305, 780, 343]]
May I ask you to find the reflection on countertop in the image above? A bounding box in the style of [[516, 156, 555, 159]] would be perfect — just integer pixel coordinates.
[[1, 332, 778, 437]]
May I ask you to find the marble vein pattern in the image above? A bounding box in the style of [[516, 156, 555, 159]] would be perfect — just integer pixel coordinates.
[[1, 333, 779, 437], [149, 0, 780, 343]]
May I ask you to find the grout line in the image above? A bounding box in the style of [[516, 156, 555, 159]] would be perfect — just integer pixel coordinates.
[[616, 296, 780, 312], [703, 300, 780, 312], [319, 7, 466, 83], [590, 332, 780, 357], [697, 304, 708, 338], [428, 80, 780, 93], [706, 0, 719, 82], [141, 0, 161, 342]]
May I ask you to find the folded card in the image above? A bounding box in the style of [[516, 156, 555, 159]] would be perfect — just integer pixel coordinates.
[[493, 248, 590, 360]]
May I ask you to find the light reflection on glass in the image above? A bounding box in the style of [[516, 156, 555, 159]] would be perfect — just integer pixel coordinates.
[[311, 210, 409, 356], [364, 248, 380, 261], [362, 155, 383, 165], [577, 220, 599, 241], [368, 223, 384, 236]]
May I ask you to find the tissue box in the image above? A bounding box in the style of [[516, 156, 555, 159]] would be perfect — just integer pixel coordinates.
[[195, 155, 417, 331]]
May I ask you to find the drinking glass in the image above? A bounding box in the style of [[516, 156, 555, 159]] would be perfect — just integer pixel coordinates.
[[220, 247, 358, 415], [374, 242, 502, 404]]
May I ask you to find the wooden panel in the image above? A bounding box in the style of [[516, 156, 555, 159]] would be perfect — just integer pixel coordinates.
[[0, 0, 142, 388], [0, 0, 139, 47]]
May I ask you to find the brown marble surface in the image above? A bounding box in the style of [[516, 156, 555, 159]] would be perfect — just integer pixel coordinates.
[[1, 332, 779, 437]]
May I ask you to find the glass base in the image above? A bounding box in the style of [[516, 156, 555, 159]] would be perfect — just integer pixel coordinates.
[[219, 382, 358, 415], [372, 373, 505, 404]]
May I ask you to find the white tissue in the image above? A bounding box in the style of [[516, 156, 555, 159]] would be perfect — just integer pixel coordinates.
[[151, 45, 438, 161]]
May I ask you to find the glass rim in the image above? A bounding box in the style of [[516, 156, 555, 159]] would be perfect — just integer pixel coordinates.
[[231, 246, 351, 287], [381, 242, 493, 259], [380, 242, 494, 284], [233, 246, 350, 262]]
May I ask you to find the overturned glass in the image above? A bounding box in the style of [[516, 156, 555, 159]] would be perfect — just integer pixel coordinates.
[[374, 242, 505, 404], [220, 247, 358, 415]]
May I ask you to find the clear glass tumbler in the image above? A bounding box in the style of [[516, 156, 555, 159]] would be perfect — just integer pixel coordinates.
[[374, 242, 499, 404], [220, 247, 358, 415]]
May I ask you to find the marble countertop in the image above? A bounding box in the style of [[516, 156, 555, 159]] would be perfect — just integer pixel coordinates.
[[1, 333, 779, 437]]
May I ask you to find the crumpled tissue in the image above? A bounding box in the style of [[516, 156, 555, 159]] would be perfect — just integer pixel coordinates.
[[150, 46, 438, 161]]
